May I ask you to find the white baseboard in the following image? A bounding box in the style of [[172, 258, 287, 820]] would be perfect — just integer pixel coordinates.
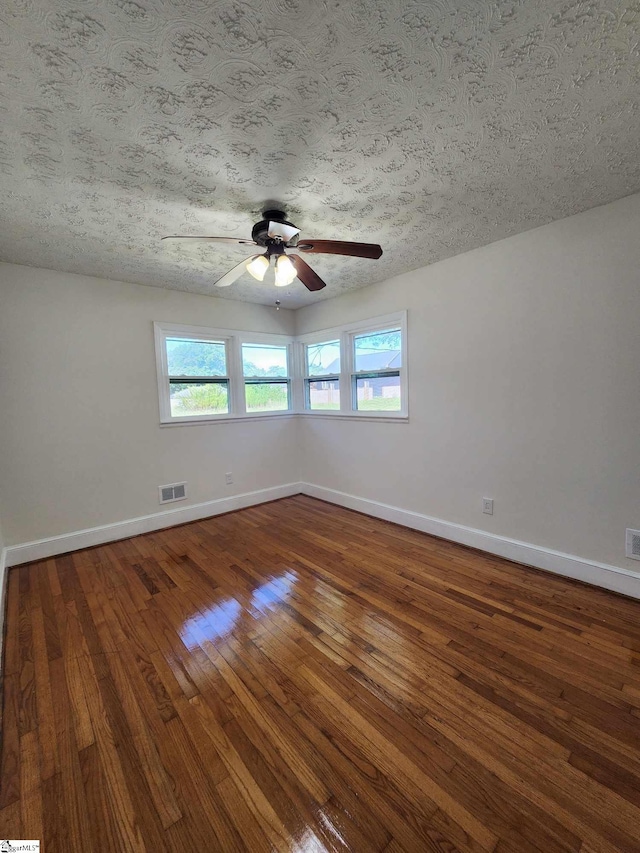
[[4, 481, 639, 601], [3, 483, 302, 568], [0, 546, 7, 672], [300, 482, 640, 600]]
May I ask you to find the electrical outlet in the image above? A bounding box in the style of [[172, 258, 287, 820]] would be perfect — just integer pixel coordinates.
[[225, 472, 233, 485], [482, 498, 493, 515]]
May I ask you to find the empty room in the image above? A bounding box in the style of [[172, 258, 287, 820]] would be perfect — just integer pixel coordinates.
[[1, 1, 640, 851]]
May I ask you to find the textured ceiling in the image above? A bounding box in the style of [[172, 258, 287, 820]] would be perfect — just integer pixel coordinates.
[[1, 1, 640, 308]]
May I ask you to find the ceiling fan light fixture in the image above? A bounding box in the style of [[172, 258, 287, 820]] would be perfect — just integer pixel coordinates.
[[163, 210, 381, 294], [246, 254, 269, 281], [274, 254, 297, 287], [267, 221, 300, 242]]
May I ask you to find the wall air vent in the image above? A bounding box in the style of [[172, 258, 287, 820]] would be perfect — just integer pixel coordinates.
[[626, 529, 640, 561], [159, 482, 187, 504]]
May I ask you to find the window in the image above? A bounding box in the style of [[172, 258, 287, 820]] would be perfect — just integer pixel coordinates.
[[154, 312, 407, 424], [298, 311, 407, 419], [154, 323, 293, 423], [304, 339, 340, 411], [165, 336, 230, 417], [352, 328, 402, 412], [242, 343, 290, 413]]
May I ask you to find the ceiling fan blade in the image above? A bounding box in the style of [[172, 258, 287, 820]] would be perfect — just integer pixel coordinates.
[[215, 256, 259, 287], [268, 221, 300, 242], [295, 239, 383, 259], [162, 236, 257, 246], [290, 255, 326, 292]]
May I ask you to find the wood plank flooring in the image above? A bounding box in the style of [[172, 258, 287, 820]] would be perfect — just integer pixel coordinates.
[[2, 494, 640, 851]]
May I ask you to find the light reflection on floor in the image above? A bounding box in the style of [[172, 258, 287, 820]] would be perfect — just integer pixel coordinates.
[[316, 806, 349, 850], [250, 570, 296, 615], [179, 569, 297, 649], [292, 826, 331, 853]]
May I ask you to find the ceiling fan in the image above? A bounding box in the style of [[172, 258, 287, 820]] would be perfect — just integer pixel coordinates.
[[162, 209, 383, 292]]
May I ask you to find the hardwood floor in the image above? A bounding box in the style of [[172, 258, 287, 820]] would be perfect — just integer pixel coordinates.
[[2, 495, 640, 851]]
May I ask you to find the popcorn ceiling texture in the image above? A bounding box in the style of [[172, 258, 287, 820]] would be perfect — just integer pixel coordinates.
[[1, 0, 639, 307]]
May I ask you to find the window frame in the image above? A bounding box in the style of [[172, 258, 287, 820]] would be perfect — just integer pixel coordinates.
[[297, 311, 408, 421], [154, 323, 295, 424], [154, 311, 407, 425]]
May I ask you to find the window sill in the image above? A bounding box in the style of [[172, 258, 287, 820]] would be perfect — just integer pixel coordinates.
[[297, 412, 409, 423], [159, 413, 297, 427], [159, 411, 408, 427]]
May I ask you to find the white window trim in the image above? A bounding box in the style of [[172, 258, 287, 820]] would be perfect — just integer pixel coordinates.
[[297, 310, 408, 421], [154, 311, 408, 425]]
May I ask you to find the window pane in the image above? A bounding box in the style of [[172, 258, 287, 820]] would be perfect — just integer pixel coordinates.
[[170, 381, 229, 416], [242, 343, 288, 378], [166, 338, 227, 377], [306, 340, 340, 376], [353, 329, 401, 373], [355, 374, 401, 411], [245, 382, 289, 412], [307, 379, 340, 410]]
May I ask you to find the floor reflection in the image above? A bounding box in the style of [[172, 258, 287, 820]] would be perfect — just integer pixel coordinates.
[[180, 598, 242, 649], [250, 570, 296, 615], [292, 826, 331, 853], [179, 569, 297, 650]]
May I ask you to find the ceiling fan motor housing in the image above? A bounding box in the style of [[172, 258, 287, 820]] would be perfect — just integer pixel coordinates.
[[251, 209, 299, 247]]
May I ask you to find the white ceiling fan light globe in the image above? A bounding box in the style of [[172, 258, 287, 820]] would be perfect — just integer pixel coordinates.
[[215, 256, 260, 287], [275, 254, 297, 287], [246, 254, 269, 280]]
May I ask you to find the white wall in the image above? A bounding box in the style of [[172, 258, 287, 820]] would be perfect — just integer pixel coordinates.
[[295, 193, 640, 572], [0, 264, 298, 546]]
